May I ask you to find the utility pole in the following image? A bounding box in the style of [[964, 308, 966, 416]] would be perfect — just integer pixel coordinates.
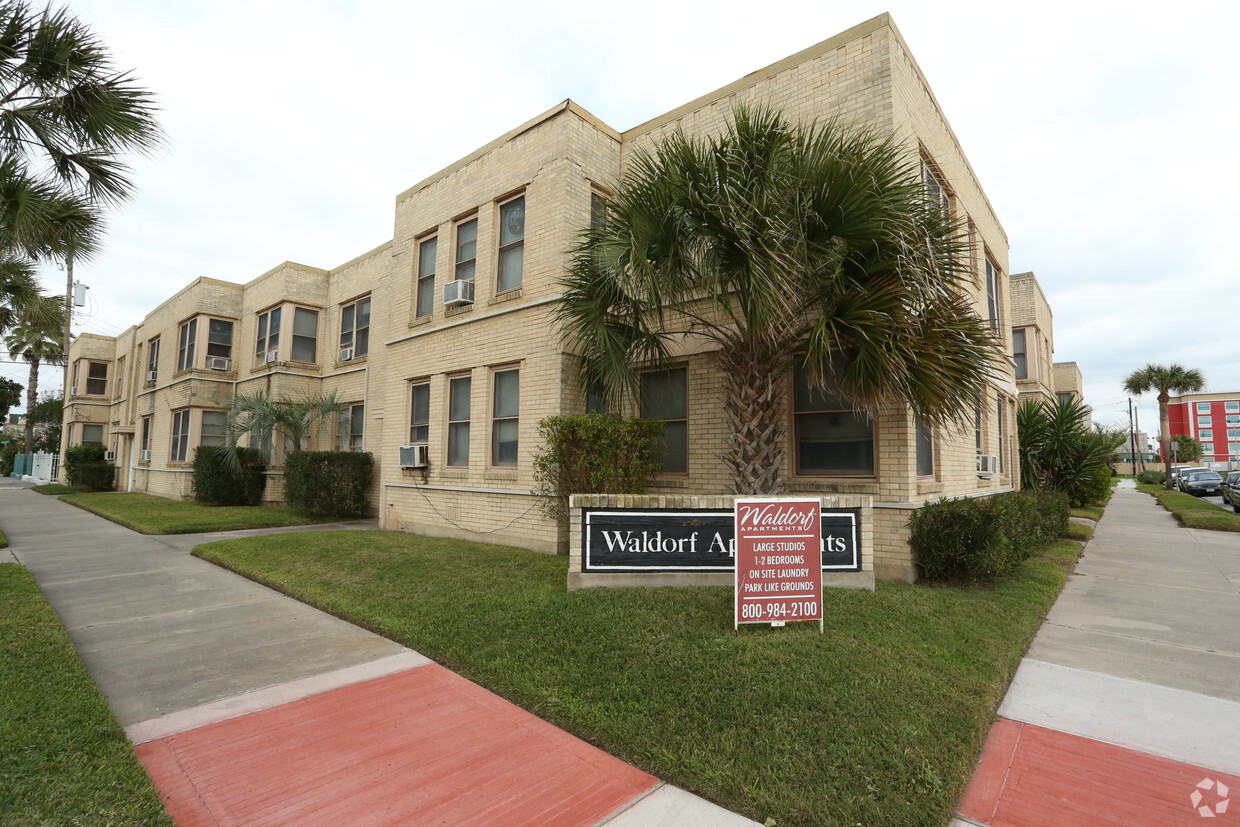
[[1134, 405, 1144, 473], [61, 252, 73, 482], [1129, 398, 1137, 477]]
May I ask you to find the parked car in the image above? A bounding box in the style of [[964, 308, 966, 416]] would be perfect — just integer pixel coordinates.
[[1222, 471, 1240, 511], [1175, 466, 1209, 492], [1182, 470, 1223, 497]]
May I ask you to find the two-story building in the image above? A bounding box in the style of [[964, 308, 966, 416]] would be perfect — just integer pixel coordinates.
[[62, 13, 1023, 582]]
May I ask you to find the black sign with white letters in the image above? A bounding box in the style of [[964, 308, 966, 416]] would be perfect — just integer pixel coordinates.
[[582, 508, 860, 572]]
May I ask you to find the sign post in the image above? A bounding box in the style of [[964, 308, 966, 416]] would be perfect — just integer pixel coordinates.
[[734, 498, 824, 632]]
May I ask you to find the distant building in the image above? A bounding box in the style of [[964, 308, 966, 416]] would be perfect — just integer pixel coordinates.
[[1166, 392, 1240, 468], [1008, 274, 1085, 417]]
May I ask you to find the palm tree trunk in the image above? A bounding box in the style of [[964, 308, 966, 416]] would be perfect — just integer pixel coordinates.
[[1158, 391, 1171, 489], [23, 356, 38, 456], [719, 345, 786, 495]]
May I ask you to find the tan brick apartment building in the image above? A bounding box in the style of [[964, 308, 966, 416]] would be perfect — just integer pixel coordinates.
[[1009, 271, 1086, 408], [61, 14, 1021, 582]]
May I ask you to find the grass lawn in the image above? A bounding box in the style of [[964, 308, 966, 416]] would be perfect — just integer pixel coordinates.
[[32, 483, 90, 495], [1137, 483, 1240, 532], [59, 492, 336, 534], [1069, 505, 1104, 522], [0, 564, 172, 824], [1061, 521, 1094, 542], [195, 531, 1080, 827]]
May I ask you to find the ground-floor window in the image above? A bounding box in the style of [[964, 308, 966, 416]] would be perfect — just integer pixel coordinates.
[[82, 423, 103, 445], [171, 410, 190, 461], [915, 417, 934, 477], [491, 369, 519, 466], [640, 367, 687, 472], [338, 404, 364, 452], [793, 365, 873, 475]]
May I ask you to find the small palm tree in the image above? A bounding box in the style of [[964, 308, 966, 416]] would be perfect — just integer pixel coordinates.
[[1123, 363, 1205, 488], [558, 106, 1000, 494], [225, 391, 348, 463], [4, 292, 66, 455], [1018, 396, 1124, 505]]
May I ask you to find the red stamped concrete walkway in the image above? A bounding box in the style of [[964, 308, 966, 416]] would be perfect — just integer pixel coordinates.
[[136, 666, 657, 826]]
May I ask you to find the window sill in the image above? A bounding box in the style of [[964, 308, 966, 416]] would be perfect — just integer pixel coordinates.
[[444, 304, 473, 318], [335, 355, 367, 369], [408, 315, 433, 329], [485, 470, 518, 482], [488, 288, 523, 306]]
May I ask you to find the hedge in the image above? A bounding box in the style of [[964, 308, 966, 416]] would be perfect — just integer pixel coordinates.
[[283, 451, 373, 517], [192, 446, 266, 506], [909, 490, 1070, 581], [76, 462, 116, 492], [63, 443, 106, 485]]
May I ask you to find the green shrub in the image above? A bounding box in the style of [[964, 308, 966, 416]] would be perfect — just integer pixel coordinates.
[[192, 446, 266, 506], [1137, 470, 1167, 485], [283, 451, 373, 517], [63, 443, 106, 484], [532, 414, 664, 521], [76, 461, 115, 491], [910, 490, 1070, 581]]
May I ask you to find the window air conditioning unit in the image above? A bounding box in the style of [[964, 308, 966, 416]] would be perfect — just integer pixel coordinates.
[[69, 385, 78, 396], [399, 444, 429, 469], [339, 347, 353, 362], [141, 449, 151, 461], [977, 454, 998, 477], [104, 450, 116, 461], [206, 357, 231, 371], [443, 279, 475, 306], [265, 350, 279, 364], [146, 370, 157, 382]]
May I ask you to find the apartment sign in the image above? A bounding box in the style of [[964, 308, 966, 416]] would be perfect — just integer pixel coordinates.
[[582, 507, 860, 572], [734, 499, 824, 628]]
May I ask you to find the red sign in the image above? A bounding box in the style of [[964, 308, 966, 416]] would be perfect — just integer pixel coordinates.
[[734, 498, 824, 629]]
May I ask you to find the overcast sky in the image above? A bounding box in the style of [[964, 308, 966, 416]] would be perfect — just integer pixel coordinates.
[[18, 0, 1239, 436]]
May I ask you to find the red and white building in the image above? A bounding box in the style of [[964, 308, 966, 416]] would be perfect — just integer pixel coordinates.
[[1165, 392, 1240, 469]]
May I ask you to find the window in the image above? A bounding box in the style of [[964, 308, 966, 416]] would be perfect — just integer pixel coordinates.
[[1197, 402, 1212, 413], [915, 418, 934, 477], [447, 376, 471, 466], [1229, 429, 1240, 440], [171, 410, 190, 461], [415, 237, 437, 318], [590, 193, 607, 230], [1199, 416, 1212, 428], [291, 307, 318, 362], [922, 159, 949, 213], [975, 399, 983, 454], [85, 361, 108, 395], [338, 404, 364, 452], [1200, 430, 1213, 441], [207, 319, 233, 360], [793, 365, 872, 475], [1228, 415, 1240, 426], [491, 369, 519, 465], [455, 218, 477, 282], [984, 254, 1001, 332], [113, 357, 125, 400], [177, 319, 196, 371], [339, 297, 370, 358], [200, 411, 226, 447], [586, 379, 608, 414], [997, 398, 1006, 475], [409, 383, 429, 443], [82, 423, 103, 444], [496, 196, 524, 293], [1012, 329, 1027, 380], [641, 368, 687, 472], [147, 337, 159, 380], [1227, 402, 1239, 413], [256, 307, 281, 359], [141, 416, 152, 456], [1230, 443, 1240, 454]]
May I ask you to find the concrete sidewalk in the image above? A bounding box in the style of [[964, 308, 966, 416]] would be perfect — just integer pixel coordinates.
[[0, 480, 757, 826], [955, 480, 1240, 825]]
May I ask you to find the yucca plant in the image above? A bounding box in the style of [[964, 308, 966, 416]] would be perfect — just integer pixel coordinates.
[[557, 106, 1000, 494], [1018, 396, 1124, 507]]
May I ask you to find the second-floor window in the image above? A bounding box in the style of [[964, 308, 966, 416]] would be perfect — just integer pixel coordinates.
[[86, 361, 108, 395], [256, 307, 281, 359], [291, 308, 318, 362], [416, 237, 436, 318], [455, 218, 477, 282], [207, 319, 234, 361], [177, 319, 196, 371], [1012, 329, 1027, 380], [339, 297, 370, 358], [985, 255, 1001, 332], [147, 337, 159, 380], [496, 196, 524, 293]]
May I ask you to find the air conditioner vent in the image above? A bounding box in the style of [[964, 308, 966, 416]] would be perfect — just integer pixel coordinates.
[[977, 454, 998, 477], [339, 347, 353, 362], [399, 444, 428, 469], [104, 450, 116, 461], [443, 280, 475, 306], [146, 370, 157, 382], [206, 357, 231, 371], [141, 449, 151, 461]]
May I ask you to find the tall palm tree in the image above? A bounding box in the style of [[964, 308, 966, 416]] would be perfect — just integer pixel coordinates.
[[558, 106, 1000, 494], [4, 292, 66, 455], [1123, 363, 1206, 488]]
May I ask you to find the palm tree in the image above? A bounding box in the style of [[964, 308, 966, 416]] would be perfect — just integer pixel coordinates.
[[1017, 396, 1124, 506], [4, 292, 65, 455], [1123, 363, 1205, 488], [225, 391, 348, 463], [557, 106, 1000, 494]]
